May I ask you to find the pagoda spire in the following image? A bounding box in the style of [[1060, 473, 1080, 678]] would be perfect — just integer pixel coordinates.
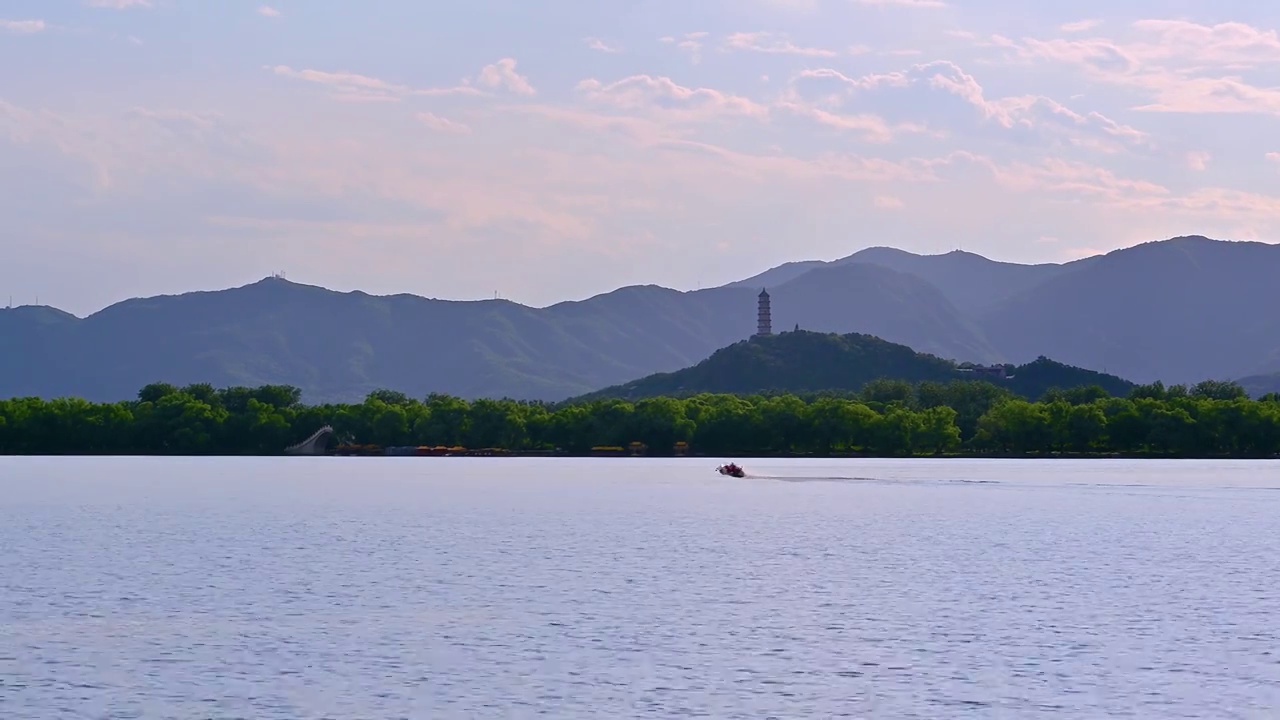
[[756, 288, 772, 336]]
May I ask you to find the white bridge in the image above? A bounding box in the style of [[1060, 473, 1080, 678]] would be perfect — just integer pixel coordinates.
[[285, 425, 334, 455]]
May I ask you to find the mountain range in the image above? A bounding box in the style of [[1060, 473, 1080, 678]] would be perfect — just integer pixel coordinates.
[[3, 234, 1279, 402]]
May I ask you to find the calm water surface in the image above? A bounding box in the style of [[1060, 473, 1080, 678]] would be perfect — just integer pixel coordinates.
[[3, 458, 1280, 718]]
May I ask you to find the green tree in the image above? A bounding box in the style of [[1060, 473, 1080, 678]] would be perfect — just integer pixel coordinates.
[[418, 394, 470, 446], [629, 397, 696, 454], [805, 398, 878, 454], [860, 379, 916, 407], [1189, 380, 1248, 402], [869, 406, 925, 455], [367, 389, 413, 407], [138, 383, 180, 403], [11, 380, 1280, 459], [466, 399, 528, 449], [975, 400, 1052, 454], [914, 406, 961, 454]]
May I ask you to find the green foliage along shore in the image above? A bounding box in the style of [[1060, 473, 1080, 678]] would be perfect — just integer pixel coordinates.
[[3, 378, 1279, 458]]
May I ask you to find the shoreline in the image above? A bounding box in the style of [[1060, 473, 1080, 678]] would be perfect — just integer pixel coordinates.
[[4, 452, 1278, 460]]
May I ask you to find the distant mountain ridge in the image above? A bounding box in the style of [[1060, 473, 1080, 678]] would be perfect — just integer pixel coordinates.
[[2, 234, 1277, 402], [1235, 372, 1280, 399], [0, 262, 995, 403], [726, 246, 1099, 314], [977, 236, 1280, 385], [733, 235, 1280, 387]]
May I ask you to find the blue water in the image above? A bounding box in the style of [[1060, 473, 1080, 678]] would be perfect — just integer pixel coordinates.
[[3, 457, 1280, 718]]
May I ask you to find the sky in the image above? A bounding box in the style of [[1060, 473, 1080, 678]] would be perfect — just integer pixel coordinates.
[[2, 0, 1279, 316]]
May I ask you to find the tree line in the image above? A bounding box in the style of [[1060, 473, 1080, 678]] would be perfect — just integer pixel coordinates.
[[2, 378, 1279, 457]]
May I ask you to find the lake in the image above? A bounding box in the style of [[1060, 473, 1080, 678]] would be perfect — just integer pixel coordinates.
[[3, 457, 1280, 718]]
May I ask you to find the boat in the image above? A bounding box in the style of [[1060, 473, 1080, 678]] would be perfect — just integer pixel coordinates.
[[716, 463, 746, 478]]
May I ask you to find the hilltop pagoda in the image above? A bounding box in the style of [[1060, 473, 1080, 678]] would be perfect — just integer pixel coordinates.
[[756, 289, 772, 337]]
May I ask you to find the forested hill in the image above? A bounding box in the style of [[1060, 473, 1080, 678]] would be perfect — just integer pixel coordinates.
[[576, 330, 1136, 402]]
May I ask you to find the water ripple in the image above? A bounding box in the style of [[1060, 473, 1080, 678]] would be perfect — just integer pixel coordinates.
[[2, 457, 1279, 718]]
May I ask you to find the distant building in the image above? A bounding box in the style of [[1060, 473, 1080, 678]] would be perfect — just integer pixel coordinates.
[[959, 364, 1011, 379], [756, 289, 772, 336]]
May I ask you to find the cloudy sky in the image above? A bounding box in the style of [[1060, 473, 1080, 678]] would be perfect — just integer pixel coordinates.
[[3, 0, 1279, 315]]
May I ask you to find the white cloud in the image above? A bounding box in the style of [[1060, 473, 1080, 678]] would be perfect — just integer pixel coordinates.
[[417, 112, 471, 134], [0, 19, 45, 34], [1186, 151, 1211, 171], [754, 0, 821, 10], [849, 0, 947, 7], [84, 0, 151, 8], [584, 37, 620, 53], [477, 58, 536, 96], [659, 32, 709, 64], [269, 65, 485, 102], [1060, 19, 1101, 33], [722, 31, 839, 57], [258, 6, 281, 18], [577, 75, 769, 120]]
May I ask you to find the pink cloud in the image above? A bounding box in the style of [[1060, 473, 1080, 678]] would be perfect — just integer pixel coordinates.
[[504, 104, 675, 145], [996, 20, 1280, 116], [792, 60, 1149, 150], [1063, 246, 1106, 259], [1130, 76, 1280, 116], [270, 66, 416, 101], [1130, 20, 1280, 65], [996, 158, 1170, 200], [773, 100, 928, 143], [12, 10, 1280, 290]]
